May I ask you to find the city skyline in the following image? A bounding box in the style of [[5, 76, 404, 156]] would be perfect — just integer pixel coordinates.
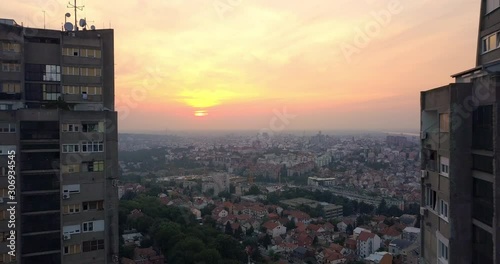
[[2, 0, 480, 132]]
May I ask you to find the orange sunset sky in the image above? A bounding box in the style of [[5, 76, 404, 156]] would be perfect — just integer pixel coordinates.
[[2, 0, 480, 132]]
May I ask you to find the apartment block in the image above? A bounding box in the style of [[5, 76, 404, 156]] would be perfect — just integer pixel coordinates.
[[0, 19, 118, 263], [420, 1, 500, 263]]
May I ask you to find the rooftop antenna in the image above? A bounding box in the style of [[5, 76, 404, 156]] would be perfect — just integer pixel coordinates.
[[67, 0, 84, 30]]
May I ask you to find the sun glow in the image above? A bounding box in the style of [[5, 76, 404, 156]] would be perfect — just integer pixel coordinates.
[[194, 110, 208, 117]]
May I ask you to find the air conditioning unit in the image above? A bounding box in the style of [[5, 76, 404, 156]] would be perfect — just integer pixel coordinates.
[[421, 170, 428, 179], [420, 132, 427, 139], [420, 207, 428, 216], [63, 234, 71, 240], [63, 194, 70, 200]]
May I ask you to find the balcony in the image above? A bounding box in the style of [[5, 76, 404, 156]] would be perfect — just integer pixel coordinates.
[[21, 193, 60, 213], [22, 213, 60, 234], [21, 172, 59, 192], [21, 232, 61, 255], [473, 198, 493, 226]]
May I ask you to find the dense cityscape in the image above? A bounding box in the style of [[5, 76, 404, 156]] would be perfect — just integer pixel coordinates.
[[117, 132, 421, 263]]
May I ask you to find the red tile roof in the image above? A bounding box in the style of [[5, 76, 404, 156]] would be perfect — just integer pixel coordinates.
[[358, 231, 376, 242]]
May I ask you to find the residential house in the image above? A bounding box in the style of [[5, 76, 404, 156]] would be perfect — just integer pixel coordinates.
[[402, 227, 420, 243], [263, 221, 287, 237], [356, 231, 381, 258], [388, 239, 413, 255], [364, 251, 393, 264]]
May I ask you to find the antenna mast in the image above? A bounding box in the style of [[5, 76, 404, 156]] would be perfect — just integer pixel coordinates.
[[67, 0, 84, 30]]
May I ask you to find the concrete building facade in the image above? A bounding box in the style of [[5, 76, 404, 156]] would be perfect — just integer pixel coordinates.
[[0, 20, 118, 263], [420, 1, 500, 263]]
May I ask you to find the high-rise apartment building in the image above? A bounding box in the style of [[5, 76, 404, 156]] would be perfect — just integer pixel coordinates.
[[420, 1, 500, 263], [0, 19, 118, 263]]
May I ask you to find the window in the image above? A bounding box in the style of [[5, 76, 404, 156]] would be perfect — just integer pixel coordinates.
[[63, 224, 81, 235], [473, 105, 493, 150], [0, 123, 15, 133], [473, 178, 493, 226], [85, 161, 104, 172], [1, 42, 20, 52], [82, 222, 94, 232], [81, 86, 102, 95], [0, 210, 7, 221], [482, 32, 500, 53], [0, 253, 15, 263], [0, 232, 10, 242], [42, 84, 61, 101], [64, 244, 81, 255], [61, 164, 80, 173], [486, 0, 500, 14], [82, 122, 98, 132], [0, 189, 9, 198], [62, 124, 80, 132], [440, 156, 449, 177], [82, 239, 104, 252], [82, 201, 104, 211], [62, 66, 79, 76], [472, 225, 493, 264], [62, 144, 80, 153], [82, 220, 104, 233], [425, 186, 437, 211], [63, 204, 81, 214], [439, 200, 449, 221], [1, 63, 20, 72], [80, 68, 102, 77], [1, 83, 21, 94], [25, 64, 61, 81], [438, 239, 449, 262], [439, 113, 449, 132], [63, 85, 79, 94], [472, 154, 493, 174], [63, 184, 80, 194], [81, 142, 104, 153]]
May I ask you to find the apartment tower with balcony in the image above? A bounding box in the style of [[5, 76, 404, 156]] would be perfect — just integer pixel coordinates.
[[420, 1, 500, 263], [0, 19, 118, 263]]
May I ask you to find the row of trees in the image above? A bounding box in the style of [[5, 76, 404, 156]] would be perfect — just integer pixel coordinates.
[[120, 195, 248, 264]]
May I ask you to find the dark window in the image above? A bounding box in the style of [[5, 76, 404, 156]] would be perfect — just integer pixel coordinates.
[[82, 239, 104, 252], [472, 225, 493, 264], [25, 83, 61, 101], [25, 64, 61, 82], [472, 154, 493, 174], [472, 178, 493, 226], [472, 105, 493, 150]]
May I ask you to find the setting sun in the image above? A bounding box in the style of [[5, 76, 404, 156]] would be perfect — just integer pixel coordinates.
[[194, 110, 208, 117]]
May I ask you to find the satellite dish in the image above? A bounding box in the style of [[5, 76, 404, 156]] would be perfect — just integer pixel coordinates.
[[91, 25, 96, 30], [64, 22, 74, 31], [65, 13, 71, 18], [79, 18, 87, 28]]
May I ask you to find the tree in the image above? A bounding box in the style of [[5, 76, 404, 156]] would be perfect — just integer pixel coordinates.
[[225, 222, 233, 235], [377, 199, 388, 215], [246, 226, 254, 236], [246, 185, 261, 195], [346, 224, 354, 235], [312, 236, 318, 246], [261, 234, 272, 249], [194, 248, 221, 264], [234, 225, 243, 239], [285, 220, 296, 230]]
